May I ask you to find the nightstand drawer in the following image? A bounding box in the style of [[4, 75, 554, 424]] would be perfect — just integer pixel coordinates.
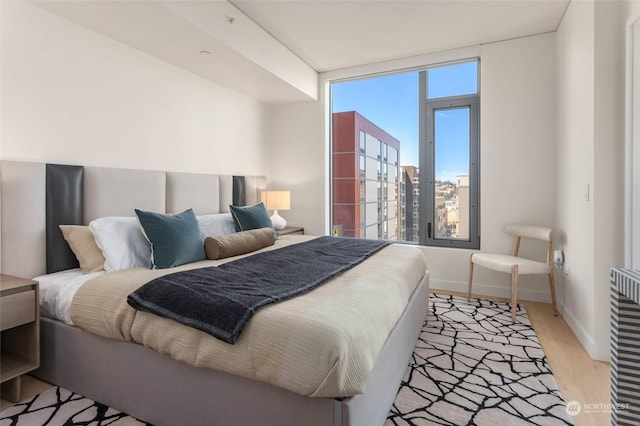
[[1, 290, 36, 331]]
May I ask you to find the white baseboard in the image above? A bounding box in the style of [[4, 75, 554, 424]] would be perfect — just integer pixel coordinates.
[[562, 305, 610, 362], [430, 278, 560, 306]]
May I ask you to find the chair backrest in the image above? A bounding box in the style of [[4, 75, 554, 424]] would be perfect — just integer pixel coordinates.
[[505, 224, 552, 242], [505, 224, 553, 264]]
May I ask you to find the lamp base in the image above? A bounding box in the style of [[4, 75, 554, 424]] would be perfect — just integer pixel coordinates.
[[270, 210, 287, 230]]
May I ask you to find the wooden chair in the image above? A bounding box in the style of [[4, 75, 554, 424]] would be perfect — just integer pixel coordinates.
[[467, 224, 558, 322]]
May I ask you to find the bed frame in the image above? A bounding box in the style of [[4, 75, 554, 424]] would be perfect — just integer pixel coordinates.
[[0, 160, 429, 426]]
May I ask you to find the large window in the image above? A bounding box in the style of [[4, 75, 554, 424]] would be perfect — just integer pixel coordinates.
[[331, 60, 479, 248]]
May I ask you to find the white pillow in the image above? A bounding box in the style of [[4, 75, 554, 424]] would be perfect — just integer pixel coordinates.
[[197, 213, 236, 239], [89, 217, 152, 272]]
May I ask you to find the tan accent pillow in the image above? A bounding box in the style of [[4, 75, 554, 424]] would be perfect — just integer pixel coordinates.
[[59, 225, 105, 273], [204, 227, 276, 260]]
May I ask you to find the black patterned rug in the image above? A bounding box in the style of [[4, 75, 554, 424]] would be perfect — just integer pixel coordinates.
[[0, 386, 148, 425], [1, 294, 572, 426], [386, 293, 573, 425]]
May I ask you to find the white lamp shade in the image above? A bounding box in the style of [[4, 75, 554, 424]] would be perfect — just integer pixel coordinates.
[[260, 191, 290, 211]]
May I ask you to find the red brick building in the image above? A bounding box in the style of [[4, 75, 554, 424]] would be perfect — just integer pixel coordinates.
[[332, 111, 401, 239]]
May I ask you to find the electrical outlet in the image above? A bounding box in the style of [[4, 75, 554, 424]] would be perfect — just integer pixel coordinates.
[[585, 184, 590, 201]]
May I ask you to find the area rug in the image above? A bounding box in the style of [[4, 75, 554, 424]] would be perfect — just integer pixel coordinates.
[[386, 293, 573, 425], [0, 386, 149, 425]]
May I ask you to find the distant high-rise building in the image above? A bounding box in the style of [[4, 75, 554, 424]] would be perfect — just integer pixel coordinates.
[[456, 175, 470, 239], [401, 166, 419, 243], [332, 111, 400, 240]]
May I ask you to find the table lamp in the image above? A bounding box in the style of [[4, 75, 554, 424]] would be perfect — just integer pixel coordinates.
[[260, 190, 290, 230]]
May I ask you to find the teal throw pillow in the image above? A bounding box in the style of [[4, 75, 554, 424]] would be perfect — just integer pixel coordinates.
[[135, 208, 206, 269], [229, 202, 274, 232]]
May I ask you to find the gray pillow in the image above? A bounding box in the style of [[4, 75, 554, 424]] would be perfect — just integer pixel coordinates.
[[204, 228, 276, 260]]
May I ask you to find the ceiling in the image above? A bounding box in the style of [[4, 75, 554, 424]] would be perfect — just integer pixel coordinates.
[[232, 0, 570, 73], [30, 0, 570, 103]]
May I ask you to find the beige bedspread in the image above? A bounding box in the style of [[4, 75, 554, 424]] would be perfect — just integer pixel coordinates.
[[70, 235, 427, 398]]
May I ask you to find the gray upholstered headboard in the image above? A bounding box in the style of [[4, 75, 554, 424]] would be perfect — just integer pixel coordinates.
[[0, 161, 266, 279]]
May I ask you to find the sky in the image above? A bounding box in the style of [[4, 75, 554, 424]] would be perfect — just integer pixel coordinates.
[[331, 61, 477, 182]]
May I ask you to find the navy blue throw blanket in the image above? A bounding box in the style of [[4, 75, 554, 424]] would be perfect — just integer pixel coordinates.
[[127, 236, 391, 344]]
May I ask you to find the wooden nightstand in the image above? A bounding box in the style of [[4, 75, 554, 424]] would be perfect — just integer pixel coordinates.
[[0, 274, 39, 403], [276, 226, 304, 236]]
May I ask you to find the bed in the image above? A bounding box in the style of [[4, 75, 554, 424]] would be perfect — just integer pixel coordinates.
[[0, 160, 429, 426]]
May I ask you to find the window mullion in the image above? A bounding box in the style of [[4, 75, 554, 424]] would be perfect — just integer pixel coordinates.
[[418, 71, 429, 245]]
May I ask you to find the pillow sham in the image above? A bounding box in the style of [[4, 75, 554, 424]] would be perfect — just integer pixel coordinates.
[[229, 202, 273, 232], [135, 208, 206, 269], [204, 227, 276, 260], [197, 213, 236, 239], [59, 225, 105, 273], [89, 216, 152, 273]]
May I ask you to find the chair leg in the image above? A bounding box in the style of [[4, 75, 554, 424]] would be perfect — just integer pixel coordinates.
[[511, 265, 519, 322], [467, 254, 475, 302], [548, 271, 559, 316]]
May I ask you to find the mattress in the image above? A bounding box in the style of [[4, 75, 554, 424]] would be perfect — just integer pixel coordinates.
[[61, 235, 426, 398], [35, 268, 106, 324]]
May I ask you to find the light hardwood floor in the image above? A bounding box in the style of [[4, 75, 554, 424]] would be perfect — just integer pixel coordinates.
[[523, 298, 611, 426], [2, 295, 611, 425]]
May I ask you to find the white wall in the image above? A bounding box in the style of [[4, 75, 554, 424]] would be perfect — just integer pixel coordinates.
[[267, 94, 326, 236], [555, 0, 625, 361], [269, 34, 558, 303], [472, 33, 557, 300], [0, 0, 269, 176], [626, 2, 640, 33], [555, 0, 597, 357], [593, 0, 625, 361]]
